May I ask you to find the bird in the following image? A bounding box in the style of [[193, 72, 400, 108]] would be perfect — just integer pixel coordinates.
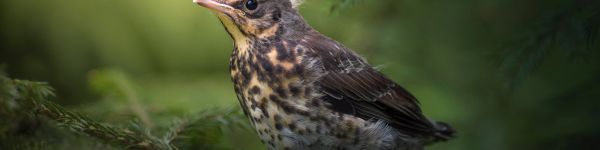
[[193, 0, 455, 149]]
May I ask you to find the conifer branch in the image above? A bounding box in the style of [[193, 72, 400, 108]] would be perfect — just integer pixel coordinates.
[[88, 69, 154, 128], [1, 72, 250, 150], [4, 76, 173, 150], [499, 0, 600, 89], [163, 107, 248, 149]]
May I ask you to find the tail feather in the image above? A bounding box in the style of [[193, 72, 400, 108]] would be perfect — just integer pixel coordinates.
[[432, 121, 456, 141]]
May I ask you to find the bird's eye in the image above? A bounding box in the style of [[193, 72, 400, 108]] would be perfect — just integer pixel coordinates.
[[245, 0, 258, 10]]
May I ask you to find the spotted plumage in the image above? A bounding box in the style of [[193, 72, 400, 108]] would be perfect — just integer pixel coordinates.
[[194, 0, 455, 149]]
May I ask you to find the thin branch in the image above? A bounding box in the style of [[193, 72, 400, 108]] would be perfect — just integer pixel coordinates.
[[10, 78, 173, 150]]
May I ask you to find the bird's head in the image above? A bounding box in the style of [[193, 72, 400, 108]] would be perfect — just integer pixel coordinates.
[[194, 0, 308, 42]]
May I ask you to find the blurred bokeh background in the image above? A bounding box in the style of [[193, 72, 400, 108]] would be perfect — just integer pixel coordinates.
[[1, 0, 599, 149]]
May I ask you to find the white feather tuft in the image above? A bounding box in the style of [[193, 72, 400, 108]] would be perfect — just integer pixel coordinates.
[[290, 0, 304, 9]]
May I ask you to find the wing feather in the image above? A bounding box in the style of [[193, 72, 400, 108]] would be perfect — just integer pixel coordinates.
[[304, 35, 437, 136]]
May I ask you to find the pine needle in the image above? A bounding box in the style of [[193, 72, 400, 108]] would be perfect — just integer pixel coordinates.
[[0, 72, 250, 150], [499, 0, 600, 89], [7, 77, 173, 150]]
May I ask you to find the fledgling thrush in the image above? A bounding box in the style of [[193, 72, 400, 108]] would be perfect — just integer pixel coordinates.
[[194, 0, 455, 149]]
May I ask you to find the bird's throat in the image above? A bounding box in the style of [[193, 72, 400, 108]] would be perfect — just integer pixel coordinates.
[[216, 14, 250, 53]]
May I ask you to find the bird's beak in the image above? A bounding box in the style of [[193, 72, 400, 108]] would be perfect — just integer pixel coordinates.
[[193, 0, 236, 15]]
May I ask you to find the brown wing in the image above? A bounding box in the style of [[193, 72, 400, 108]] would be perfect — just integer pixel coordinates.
[[304, 36, 437, 137]]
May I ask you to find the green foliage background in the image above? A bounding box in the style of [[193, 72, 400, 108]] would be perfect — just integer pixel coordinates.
[[1, 0, 599, 149]]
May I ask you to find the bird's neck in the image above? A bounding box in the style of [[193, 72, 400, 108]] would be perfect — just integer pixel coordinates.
[[217, 11, 315, 56]]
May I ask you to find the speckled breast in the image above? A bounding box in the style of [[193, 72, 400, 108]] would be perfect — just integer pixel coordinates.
[[229, 40, 316, 148]]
